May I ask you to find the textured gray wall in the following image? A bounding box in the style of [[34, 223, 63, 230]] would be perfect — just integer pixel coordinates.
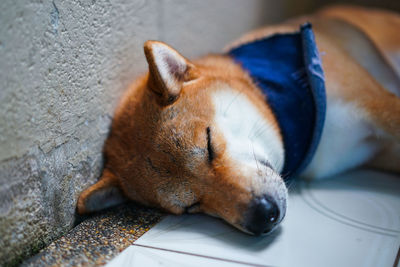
[[0, 0, 286, 265]]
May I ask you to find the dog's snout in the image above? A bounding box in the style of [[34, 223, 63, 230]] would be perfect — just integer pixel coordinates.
[[244, 195, 280, 235]]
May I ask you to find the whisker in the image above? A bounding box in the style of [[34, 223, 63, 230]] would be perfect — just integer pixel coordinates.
[[223, 90, 243, 116], [248, 117, 263, 140], [272, 153, 284, 171], [252, 121, 272, 141], [285, 179, 297, 191], [251, 142, 260, 172], [250, 121, 263, 140]]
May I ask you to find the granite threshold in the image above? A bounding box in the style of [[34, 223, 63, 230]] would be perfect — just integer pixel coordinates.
[[21, 203, 163, 266]]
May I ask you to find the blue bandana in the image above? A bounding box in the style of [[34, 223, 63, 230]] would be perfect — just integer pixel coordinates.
[[228, 23, 326, 178]]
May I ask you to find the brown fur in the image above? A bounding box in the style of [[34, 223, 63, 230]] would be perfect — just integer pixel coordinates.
[[78, 51, 281, 228], [77, 6, 400, 231]]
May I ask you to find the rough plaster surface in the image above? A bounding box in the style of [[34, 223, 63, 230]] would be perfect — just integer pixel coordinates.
[[0, 0, 285, 265]]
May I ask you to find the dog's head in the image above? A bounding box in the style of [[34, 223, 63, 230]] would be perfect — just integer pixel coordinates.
[[78, 41, 288, 235]]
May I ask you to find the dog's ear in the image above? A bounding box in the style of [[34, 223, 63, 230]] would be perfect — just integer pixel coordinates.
[[77, 169, 126, 214], [144, 40, 196, 105]]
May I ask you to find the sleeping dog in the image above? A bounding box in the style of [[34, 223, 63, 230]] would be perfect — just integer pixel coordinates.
[[77, 6, 400, 235]]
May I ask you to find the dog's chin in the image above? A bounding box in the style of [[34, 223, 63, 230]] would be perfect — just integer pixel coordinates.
[[231, 222, 280, 236]]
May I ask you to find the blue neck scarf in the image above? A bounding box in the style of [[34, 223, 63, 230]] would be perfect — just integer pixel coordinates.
[[228, 23, 326, 178]]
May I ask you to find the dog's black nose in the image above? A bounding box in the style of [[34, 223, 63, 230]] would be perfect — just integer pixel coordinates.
[[244, 195, 280, 235]]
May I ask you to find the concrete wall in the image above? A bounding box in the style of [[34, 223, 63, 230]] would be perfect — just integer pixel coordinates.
[[0, 0, 287, 265]]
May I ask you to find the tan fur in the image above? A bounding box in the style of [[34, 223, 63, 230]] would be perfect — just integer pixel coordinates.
[[77, 6, 400, 231], [78, 50, 281, 228], [318, 5, 400, 75]]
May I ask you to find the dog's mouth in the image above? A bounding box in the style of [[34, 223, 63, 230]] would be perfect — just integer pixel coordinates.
[[184, 202, 201, 214], [233, 219, 282, 236]]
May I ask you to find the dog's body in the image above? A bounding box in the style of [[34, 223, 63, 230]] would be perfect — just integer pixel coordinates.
[[233, 6, 400, 179], [78, 6, 400, 235]]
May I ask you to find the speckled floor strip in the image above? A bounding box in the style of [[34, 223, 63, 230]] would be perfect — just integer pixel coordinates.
[[22, 203, 163, 266]]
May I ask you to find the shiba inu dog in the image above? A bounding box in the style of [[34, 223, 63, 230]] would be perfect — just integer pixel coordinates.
[[77, 6, 400, 235]]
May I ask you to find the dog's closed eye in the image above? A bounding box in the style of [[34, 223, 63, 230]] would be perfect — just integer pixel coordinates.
[[206, 127, 214, 163]]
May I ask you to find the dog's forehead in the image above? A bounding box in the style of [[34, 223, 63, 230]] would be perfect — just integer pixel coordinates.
[[157, 82, 218, 130], [160, 105, 179, 121], [160, 89, 210, 119]]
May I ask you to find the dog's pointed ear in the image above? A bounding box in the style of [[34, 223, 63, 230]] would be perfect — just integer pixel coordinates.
[[144, 40, 196, 105], [77, 169, 126, 214]]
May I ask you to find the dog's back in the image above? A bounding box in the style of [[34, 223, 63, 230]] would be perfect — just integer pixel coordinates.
[[319, 5, 400, 78], [229, 6, 400, 96]]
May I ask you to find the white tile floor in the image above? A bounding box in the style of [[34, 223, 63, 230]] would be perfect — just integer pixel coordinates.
[[107, 169, 400, 267]]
